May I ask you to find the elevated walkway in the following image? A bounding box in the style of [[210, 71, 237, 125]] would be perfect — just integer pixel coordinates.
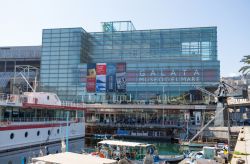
[[84, 103, 216, 111]]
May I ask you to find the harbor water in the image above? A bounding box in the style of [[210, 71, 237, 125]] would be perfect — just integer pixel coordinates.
[[0, 137, 183, 164]]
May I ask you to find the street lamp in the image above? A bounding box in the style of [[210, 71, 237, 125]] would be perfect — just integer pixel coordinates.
[[162, 86, 165, 104], [94, 93, 97, 103]]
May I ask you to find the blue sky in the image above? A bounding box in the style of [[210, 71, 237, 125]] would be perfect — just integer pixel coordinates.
[[0, 0, 250, 77]]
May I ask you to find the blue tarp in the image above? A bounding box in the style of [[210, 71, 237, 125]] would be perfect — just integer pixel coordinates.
[[116, 129, 129, 136]]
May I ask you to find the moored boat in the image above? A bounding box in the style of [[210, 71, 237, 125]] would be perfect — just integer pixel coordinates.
[[158, 154, 184, 163], [0, 92, 86, 152], [92, 140, 182, 164]]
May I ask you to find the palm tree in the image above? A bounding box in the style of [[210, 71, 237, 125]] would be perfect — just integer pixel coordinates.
[[239, 55, 250, 75]]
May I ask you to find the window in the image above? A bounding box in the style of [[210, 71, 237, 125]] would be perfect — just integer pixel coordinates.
[[25, 132, 28, 138], [0, 61, 5, 72], [48, 130, 51, 135], [37, 131, 40, 136], [10, 133, 14, 139], [6, 61, 15, 71], [57, 129, 60, 134], [181, 42, 200, 55]]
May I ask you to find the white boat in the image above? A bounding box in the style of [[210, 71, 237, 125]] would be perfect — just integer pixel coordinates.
[[93, 140, 181, 164], [0, 92, 85, 152]]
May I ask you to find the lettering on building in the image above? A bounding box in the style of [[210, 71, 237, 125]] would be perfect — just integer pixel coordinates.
[[138, 69, 201, 82]]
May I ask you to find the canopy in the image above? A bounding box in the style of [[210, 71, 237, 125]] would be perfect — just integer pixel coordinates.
[[32, 152, 117, 164], [98, 140, 152, 147]]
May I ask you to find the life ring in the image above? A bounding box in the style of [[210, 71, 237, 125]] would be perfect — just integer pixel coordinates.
[[99, 153, 105, 158]]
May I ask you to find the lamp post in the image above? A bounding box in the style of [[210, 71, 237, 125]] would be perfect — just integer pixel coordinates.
[[94, 93, 97, 103], [66, 111, 69, 152], [162, 86, 165, 104]]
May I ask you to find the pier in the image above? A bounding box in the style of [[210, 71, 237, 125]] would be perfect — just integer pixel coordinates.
[[231, 126, 250, 163]]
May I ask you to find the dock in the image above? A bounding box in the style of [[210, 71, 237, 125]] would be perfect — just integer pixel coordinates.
[[231, 126, 250, 164]]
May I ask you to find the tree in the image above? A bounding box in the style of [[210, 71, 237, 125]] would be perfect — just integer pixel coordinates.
[[239, 55, 250, 75]]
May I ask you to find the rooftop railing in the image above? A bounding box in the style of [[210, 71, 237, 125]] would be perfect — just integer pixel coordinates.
[[61, 101, 86, 108]]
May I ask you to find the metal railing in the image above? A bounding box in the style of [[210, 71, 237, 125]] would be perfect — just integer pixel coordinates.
[[61, 101, 86, 108], [86, 121, 187, 128]]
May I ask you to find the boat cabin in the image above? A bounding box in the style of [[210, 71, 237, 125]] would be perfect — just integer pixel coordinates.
[[23, 92, 61, 106], [96, 140, 157, 161], [0, 92, 85, 124]]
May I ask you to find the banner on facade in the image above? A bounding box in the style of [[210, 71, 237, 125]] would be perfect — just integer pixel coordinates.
[[96, 63, 107, 75], [116, 63, 126, 92], [86, 63, 96, 92], [106, 63, 116, 92], [95, 63, 107, 92]]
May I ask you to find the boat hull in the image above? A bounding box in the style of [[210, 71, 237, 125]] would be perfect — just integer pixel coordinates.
[[0, 122, 85, 153]]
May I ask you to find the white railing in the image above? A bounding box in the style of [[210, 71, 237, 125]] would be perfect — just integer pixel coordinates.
[[61, 101, 86, 108], [0, 117, 84, 123]]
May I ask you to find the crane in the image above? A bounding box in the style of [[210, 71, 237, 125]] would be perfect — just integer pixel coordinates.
[[189, 81, 242, 152]]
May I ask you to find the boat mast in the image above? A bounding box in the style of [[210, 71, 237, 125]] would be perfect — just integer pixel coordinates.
[[66, 111, 69, 152]]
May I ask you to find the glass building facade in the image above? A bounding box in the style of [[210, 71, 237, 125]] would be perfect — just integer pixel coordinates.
[[40, 22, 220, 103], [0, 46, 41, 93]]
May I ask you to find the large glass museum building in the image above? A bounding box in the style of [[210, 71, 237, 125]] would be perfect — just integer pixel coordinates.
[[40, 21, 220, 103]]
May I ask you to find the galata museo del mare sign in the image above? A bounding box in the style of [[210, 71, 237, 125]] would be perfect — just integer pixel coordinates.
[[137, 69, 201, 82]]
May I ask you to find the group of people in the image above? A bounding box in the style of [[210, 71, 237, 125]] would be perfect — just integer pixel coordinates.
[[92, 144, 159, 164], [93, 144, 136, 161]]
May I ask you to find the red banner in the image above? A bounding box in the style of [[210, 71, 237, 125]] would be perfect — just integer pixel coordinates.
[[96, 63, 107, 75], [86, 78, 96, 92]]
